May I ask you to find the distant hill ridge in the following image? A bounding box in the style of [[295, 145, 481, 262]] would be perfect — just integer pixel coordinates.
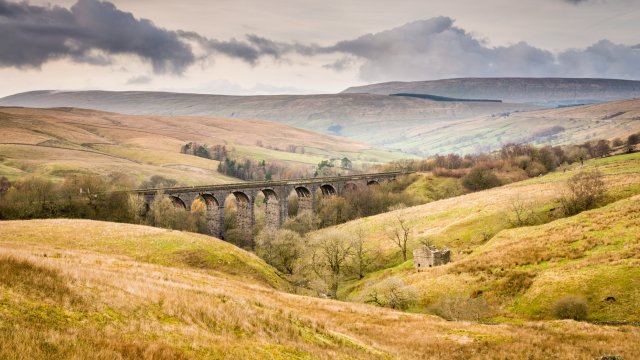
[[343, 77, 640, 106], [390, 93, 502, 102]]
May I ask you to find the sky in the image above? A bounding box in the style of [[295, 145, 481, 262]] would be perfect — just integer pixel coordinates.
[[1, 0, 639, 97]]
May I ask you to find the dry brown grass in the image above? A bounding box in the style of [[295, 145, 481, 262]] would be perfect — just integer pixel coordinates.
[[0, 106, 403, 183], [1, 221, 640, 359]]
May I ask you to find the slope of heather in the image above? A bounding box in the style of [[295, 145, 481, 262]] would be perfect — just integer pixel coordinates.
[[309, 152, 640, 321], [0, 90, 540, 152], [0, 106, 405, 183], [342, 77, 640, 106], [402, 98, 640, 154], [1, 219, 639, 359]]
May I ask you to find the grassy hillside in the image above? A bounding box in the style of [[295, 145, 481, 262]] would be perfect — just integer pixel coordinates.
[[0, 107, 407, 183], [1, 219, 639, 359], [342, 77, 640, 106], [0, 90, 540, 154], [309, 152, 640, 320], [396, 98, 640, 154], [3, 91, 638, 156], [0, 219, 284, 289]]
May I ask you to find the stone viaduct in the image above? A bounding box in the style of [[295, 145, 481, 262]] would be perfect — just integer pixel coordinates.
[[134, 172, 405, 240]]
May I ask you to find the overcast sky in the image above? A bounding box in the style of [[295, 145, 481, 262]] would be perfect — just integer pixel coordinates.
[[1, 0, 639, 97]]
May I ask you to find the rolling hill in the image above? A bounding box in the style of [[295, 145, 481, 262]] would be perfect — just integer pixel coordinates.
[[308, 152, 640, 322], [2, 89, 639, 156], [0, 90, 541, 154], [399, 98, 640, 154], [0, 107, 406, 183], [1, 219, 638, 359], [342, 78, 640, 107]]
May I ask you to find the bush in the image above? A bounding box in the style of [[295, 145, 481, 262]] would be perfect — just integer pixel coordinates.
[[255, 229, 303, 275], [364, 276, 418, 310], [462, 166, 501, 191], [147, 195, 200, 232], [560, 170, 606, 215], [552, 295, 589, 320], [430, 293, 492, 321]]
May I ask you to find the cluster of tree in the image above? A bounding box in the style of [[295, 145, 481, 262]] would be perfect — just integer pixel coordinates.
[[180, 142, 228, 161], [255, 140, 306, 154], [314, 180, 419, 228], [217, 157, 309, 181], [254, 226, 378, 299], [253, 200, 419, 302], [382, 133, 639, 192], [0, 174, 208, 233], [0, 174, 136, 222]]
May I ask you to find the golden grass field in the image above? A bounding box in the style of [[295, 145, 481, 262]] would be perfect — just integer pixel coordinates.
[[401, 98, 640, 154], [0, 107, 408, 184], [1, 219, 639, 359], [309, 153, 640, 321]]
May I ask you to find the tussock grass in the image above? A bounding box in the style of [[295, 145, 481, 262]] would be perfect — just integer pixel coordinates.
[[318, 153, 640, 322], [0, 219, 284, 289], [0, 255, 77, 304], [1, 233, 640, 359]]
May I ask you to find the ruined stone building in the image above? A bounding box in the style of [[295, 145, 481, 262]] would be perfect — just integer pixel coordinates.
[[413, 245, 451, 269]]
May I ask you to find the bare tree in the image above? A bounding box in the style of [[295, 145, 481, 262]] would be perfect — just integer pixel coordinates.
[[560, 170, 606, 215], [352, 227, 369, 279], [507, 195, 539, 227], [255, 229, 303, 275], [311, 229, 353, 299], [386, 214, 411, 262], [364, 276, 418, 310]]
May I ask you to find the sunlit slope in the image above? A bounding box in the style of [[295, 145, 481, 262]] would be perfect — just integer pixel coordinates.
[[393, 98, 640, 154], [0, 90, 540, 154], [0, 219, 284, 289], [351, 195, 640, 322], [310, 153, 640, 318], [3, 90, 639, 156], [0, 107, 405, 182], [342, 77, 640, 105], [319, 152, 640, 262], [1, 220, 639, 359]]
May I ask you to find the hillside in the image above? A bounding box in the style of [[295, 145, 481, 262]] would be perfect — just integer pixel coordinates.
[[0, 90, 540, 153], [309, 152, 640, 321], [342, 78, 640, 106], [0, 107, 406, 183], [1, 219, 639, 359], [2, 90, 639, 156], [400, 98, 640, 154]]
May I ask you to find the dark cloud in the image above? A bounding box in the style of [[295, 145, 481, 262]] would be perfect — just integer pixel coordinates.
[[0, 0, 195, 73], [316, 17, 640, 81], [1, 1, 638, 81], [0, 0, 302, 72], [563, 0, 589, 4]]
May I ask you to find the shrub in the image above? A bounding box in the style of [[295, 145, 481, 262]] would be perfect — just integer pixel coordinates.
[[255, 229, 304, 275], [462, 166, 501, 191], [364, 277, 418, 310], [430, 293, 492, 321], [147, 195, 200, 232], [560, 170, 606, 215], [552, 295, 589, 320]]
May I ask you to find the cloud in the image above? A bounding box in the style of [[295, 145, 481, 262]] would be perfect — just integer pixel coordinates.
[[563, 0, 589, 4], [316, 17, 640, 81], [0, 0, 293, 72], [1, 1, 638, 82], [0, 0, 196, 73]]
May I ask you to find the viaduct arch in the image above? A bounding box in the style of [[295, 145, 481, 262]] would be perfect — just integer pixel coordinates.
[[135, 171, 406, 241]]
